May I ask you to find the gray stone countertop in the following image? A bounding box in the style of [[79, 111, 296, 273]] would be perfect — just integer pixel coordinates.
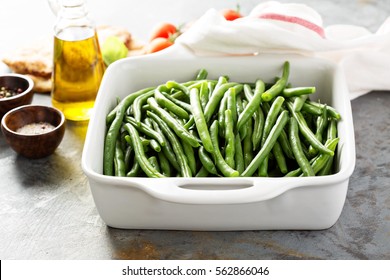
[[1, 0, 390, 260]]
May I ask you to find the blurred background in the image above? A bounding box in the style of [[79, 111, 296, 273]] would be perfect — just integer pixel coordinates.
[[0, 0, 389, 55]]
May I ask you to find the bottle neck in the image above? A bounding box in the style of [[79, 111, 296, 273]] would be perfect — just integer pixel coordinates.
[[58, 3, 88, 20], [54, 0, 96, 40]]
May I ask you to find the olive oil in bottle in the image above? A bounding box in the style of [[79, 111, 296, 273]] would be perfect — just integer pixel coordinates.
[[51, 0, 104, 121]]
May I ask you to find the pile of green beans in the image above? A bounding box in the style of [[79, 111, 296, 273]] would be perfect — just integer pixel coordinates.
[[103, 61, 341, 178]]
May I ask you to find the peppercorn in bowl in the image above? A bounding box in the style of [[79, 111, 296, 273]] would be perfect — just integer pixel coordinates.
[[0, 73, 34, 120]]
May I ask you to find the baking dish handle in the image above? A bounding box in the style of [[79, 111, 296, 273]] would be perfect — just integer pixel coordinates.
[[138, 178, 302, 205]]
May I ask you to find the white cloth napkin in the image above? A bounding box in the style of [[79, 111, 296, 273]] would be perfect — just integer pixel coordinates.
[[177, 1, 390, 99]]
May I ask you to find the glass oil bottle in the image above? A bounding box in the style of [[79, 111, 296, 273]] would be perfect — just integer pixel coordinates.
[[51, 0, 105, 121]]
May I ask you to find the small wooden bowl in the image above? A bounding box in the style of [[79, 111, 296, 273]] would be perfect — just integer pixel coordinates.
[[1, 105, 66, 159], [0, 74, 34, 120]]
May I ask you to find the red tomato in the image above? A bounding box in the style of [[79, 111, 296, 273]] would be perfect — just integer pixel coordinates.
[[146, 37, 174, 54], [149, 22, 178, 41], [221, 9, 242, 21]]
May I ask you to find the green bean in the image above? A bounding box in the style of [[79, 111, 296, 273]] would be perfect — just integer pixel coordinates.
[[241, 110, 289, 177], [258, 96, 285, 176], [217, 94, 227, 138], [243, 116, 253, 168], [147, 97, 200, 148], [149, 139, 161, 152], [151, 118, 180, 172], [181, 138, 197, 175], [252, 105, 265, 151], [207, 81, 215, 99], [181, 80, 201, 87], [126, 159, 141, 177], [122, 123, 165, 178], [287, 101, 334, 156], [125, 134, 151, 150], [305, 100, 341, 120], [119, 130, 128, 151], [310, 138, 339, 174], [195, 166, 210, 177], [160, 91, 192, 113], [143, 117, 153, 128], [213, 76, 228, 90], [224, 109, 235, 169], [187, 80, 211, 91], [170, 90, 189, 102], [124, 116, 166, 147], [226, 87, 237, 128], [234, 134, 245, 174], [327, 118, 338, 140], [157, 152, 172, 177], [148, 156, 161, 173], [124, 145, 132, 172], [261, 61, 290, 102], [278, 129, 295, 159], [199, 81, 209, 111], [165, 80, 189, 96], [155, 85, 190, 119], [308, 105, 328, 156], [147, 111, 192, 177], [261, 96, 284, 146], [257, 155, 269, 177], [243, 84, 254, 101], [104, 124, 121, 175], [132, 90, 155, 125], [114, 139, 126, 177], [289, 117, 315, 176], [284, 168, 302, 177], [293, 95, 307, 112], [203, 82, 240, 123], [301, 102, 323, 116], [272, 141, 288, 174], [195, 69, 208, 80], [210, 120, 239, 177], [282, 86, 316, 98], [198, 146, 218, 175], [189, 88, 214, 153], [316, 104, 329, 140], [317, 153, 335, 176], [183, 116, 195, 130], [237, 79, 265, 131], [317, 119, 338, 176], [236, 94, 247, 140], [106, 87, 155, 124]]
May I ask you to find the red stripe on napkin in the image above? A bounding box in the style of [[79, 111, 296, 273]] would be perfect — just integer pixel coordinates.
[[259, 13, 325, 38]]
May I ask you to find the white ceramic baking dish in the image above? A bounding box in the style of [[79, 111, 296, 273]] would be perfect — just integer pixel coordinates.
[[81, 45, 356, 230]]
